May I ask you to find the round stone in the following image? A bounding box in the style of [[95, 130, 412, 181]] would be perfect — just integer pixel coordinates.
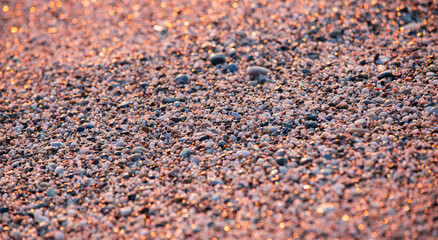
[[175, 74, 190, 84], [209, 53, 226, 65]]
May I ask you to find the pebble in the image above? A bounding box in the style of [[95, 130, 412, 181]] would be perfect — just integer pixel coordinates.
[[54, 166, 64, 174], [299, 156, 313, 165], [209, 53, 226, 65], [227, 63, 238, 72], [115, 140, 126, 147], [304, 120, 318, 128], [120, 206, 132, 217], [377, 70, 393, 79], [235, 150, 250, 158], [173, 101, 181, 107], [132, 147, 147, 153], [77, 126, 85, 132], [180, 149, 191, 157], [175, 74, 190, 84], [247, 66, 270, 78], [50, 142, 62, 148], [46, 188, 55, 197], [200, 122, 212, 129], [128, 153, 141, 161], [83, 123, 94, 129]]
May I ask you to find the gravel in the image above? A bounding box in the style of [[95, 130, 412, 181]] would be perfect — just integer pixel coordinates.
[[0, 0, 437, 239]]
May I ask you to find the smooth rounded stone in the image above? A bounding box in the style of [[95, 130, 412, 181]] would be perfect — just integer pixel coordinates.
[[426, 72, 435, 77], [247, 66, 270, 78], [174, 74, 190, 84], [377, 70, 393, 79], [209, 53, 226, 65], [227, 63, 238, 72], [362, 100, 374, 105], [231, 112, 240, 117], [118, 101, 131, 108], [325, 114, 333, 121], [235, 150, 250, 158], [128, 153, 141, 161], [83, 123, 94, 129], [163, 97, 177, 103], [46, 188, 55, 197], [79, 148, 89, 154], [378, 112, 387, 118], [275, 149, 286, 157], [54, 166, 64, 174], [120, 206, 132, 217], [14, 126, 22, 133], [354, 119, 367, 126], [279, 166, 288, 174], [77, 126, 85, 133], [50, 142, 63, 148], [305, 113, 318, 120], [132, 147, 147, 153], [200, 122, 212, 129], [304, 120, 318, 129], [115, 140, 126, 147], [276, 157, 287, 166], [180, 149, 191, 157], [173, 101, 181, 107], [431, 107, 438, 115], [299, 156, 313, 165]]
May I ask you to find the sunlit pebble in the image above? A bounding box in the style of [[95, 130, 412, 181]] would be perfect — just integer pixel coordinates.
[[0, 0, 436, 239]]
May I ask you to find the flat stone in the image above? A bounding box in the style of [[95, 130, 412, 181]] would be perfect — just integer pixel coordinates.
[[132, 147, 147, 153], [377, 70, 393, 79]]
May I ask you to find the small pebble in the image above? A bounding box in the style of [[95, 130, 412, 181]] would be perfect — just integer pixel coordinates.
[[209, 53, 226, 65], [247, 66, 270, 78]]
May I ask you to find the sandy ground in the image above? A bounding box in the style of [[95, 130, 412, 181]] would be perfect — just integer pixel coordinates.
[[1, 0, 437, 239]]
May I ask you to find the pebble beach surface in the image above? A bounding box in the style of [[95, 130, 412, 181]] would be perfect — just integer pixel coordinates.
[[1, 0, 438, 239]]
